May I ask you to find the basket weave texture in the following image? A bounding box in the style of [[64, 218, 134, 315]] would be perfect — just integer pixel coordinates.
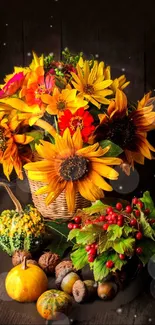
[[27, 176, 91, 221]]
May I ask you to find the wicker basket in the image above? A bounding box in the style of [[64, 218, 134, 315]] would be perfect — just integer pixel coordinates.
[[27, 176, 91, 221]]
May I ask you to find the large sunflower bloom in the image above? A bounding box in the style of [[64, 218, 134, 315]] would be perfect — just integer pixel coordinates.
[[41, 87, 88, 115], [0, 116, 33, 180], [94, 89, 155, 166], [71, 60, 113, 109], [24, 128, 122, 212]]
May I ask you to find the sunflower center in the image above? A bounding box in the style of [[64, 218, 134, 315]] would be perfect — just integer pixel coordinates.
[[95, 116, 136, 150], [0, 128, 6, 152], [57, 100, 66, 110], [83, 84, 94, 95], [69, 116, 83, 131], [60, 155, 88, 181]]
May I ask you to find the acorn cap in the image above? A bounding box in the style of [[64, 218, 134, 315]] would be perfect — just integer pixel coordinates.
[[55, 260, 75, 279], [72, 280, 87, 303], [55, 266, 75, 287]]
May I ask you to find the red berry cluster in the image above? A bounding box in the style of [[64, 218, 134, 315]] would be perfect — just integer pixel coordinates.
[[85, 243, 98, 263], [67, 216, 82, 230]]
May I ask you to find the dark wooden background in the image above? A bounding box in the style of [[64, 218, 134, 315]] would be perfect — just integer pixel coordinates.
[[0, 0, 155, 201]]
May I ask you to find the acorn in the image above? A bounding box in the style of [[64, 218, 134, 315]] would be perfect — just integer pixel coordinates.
[[56, 271, 80, 295], [12, 250, 32, 266], [83, 280, 97, 299], [72, 279, 97, 303], [38, 252, 60, 274], [97, 282, 117, 300], [72, 280, 87, 303]]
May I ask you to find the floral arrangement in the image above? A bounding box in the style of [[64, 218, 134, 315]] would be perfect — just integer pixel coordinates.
[[0, 48, 155, 213]]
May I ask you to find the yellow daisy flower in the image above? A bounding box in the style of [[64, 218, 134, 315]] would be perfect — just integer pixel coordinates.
[[41, 87, 88, 115], [71, 60, 113, 109]]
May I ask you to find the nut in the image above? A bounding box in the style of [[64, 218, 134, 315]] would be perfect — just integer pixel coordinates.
[[55, 260, 75, 278], [12, 250, 32, 266], [72, 280, 87, 303], [38, 252, 60, 274]]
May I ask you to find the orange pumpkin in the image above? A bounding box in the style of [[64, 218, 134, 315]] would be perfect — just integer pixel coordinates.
[[37, 289, 72, 320], [5, 257, 48, 302]]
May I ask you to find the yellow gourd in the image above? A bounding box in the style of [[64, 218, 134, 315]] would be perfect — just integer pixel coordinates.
[[5, 257, 48, 302]]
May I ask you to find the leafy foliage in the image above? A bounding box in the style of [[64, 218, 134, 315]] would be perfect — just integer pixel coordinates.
[[93, 251, 127, 281], [99, 140, 123, 157], [138, 239, 155, 265], [82, 200, 107, 215], [71, 247, 88, 270], [139, 212, 155, 240], [46, 221, 74, 257], [140, 191, 155, 218]]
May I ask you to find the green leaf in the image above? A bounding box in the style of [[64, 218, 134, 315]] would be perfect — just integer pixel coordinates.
[[82, 200, 107, 215], [75, 224, 102, 245], [107, 225, 123, 241], [139, 212, 155, 240], [112, 253, 127, 272], [113, 238, 135, 254], [93, 251, 110, 281], [45, 237, 72, 258], [68, 229, 80, 241], [138, 239, 155, 265], [71, 247, 88, 270], [93, 251, 126, 281], [45, 221, 74, 257], [99, 140, 123, 157], [98, 233, 108, 253], [140, 191, 155, 218], [123, 225, 135, 237], [27, 130, 44, 151]]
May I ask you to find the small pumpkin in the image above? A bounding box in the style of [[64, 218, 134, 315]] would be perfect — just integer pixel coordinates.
[[36, 289, 72, 320], [5, 257, 48, 302]]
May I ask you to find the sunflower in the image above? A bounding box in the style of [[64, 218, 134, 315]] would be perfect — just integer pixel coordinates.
[[41, 87, 88, 115], [0, 116, 33, 180], [94, 89, 155, 166], [24, 128, 122, 212], [71, 60, 113, 109]]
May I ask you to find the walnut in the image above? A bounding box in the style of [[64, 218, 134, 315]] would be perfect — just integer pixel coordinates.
[[38, 252, 60, 274], [12, 250, 32, 266]]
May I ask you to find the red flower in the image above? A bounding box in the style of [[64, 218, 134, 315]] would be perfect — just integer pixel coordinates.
[[58, 108, 95, 142]]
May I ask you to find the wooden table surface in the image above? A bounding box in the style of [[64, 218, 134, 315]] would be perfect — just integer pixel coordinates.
[[0, 179, 155, 325]]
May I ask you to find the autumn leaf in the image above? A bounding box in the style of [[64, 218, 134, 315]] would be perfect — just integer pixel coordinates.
[[107, 225, 123, 241], [139, 212, 155, 240], [113, 238, 135, 255], [72, 224, 102, 245], [140, 191, 155, 218], [93, 251, 126, 281], [71, 247, 88, 270], [83, 200, 107, 215], [138, 239, 155, 265], [123, 225, 134, 237], [68, 229, 80, 241]]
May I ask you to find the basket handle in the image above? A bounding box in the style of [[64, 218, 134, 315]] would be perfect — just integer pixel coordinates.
[[0, 182, 23, 212]]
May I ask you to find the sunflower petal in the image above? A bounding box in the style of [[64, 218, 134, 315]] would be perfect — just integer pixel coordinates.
[[91, 162, 119, 180], [65, 181, 76, 212], [89, 169, 113, 191]]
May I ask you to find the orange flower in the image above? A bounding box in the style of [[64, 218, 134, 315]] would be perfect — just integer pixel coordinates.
[[0, 116, 33, 180]]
